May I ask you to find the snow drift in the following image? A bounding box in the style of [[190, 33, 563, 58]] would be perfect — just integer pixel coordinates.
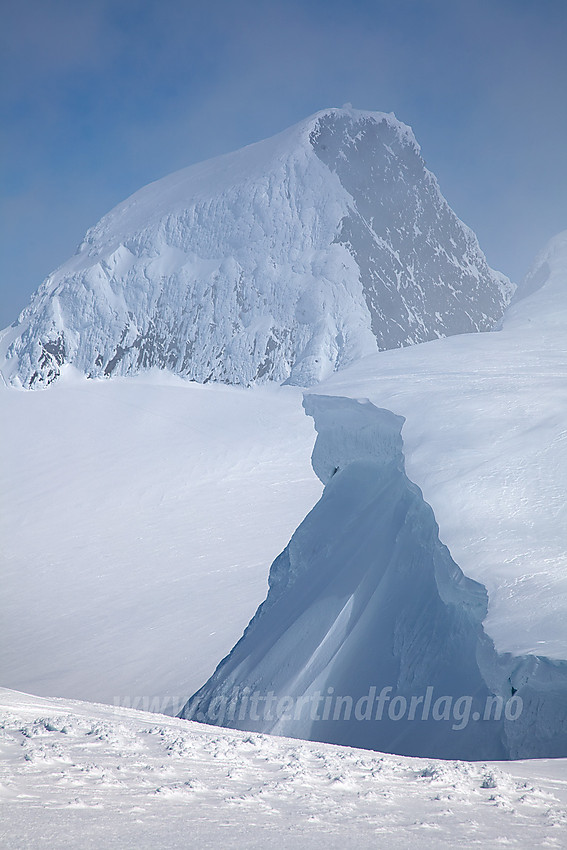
[[2, 107, 512, 389]]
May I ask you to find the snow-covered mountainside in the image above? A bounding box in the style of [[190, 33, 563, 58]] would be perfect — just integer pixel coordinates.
[[2, 688, 567, 849], [1, 107, 512, 390], [181, 232, 567, 760]]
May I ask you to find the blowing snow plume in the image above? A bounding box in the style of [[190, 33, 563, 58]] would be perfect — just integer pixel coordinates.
[[181, 392, 567, 761], [2, 107, 512, 389]]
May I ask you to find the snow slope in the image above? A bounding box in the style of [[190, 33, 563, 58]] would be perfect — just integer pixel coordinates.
[[2, 107, 512, 390], [0, 371, 321, 708], [2, 688, 566, 849], [181, 233, 567, 760]]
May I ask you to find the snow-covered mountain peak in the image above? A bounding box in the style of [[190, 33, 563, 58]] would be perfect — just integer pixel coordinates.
[[76, 108, 416, 260], [2, 107, 512, 389], [305, 105, 420, 151]]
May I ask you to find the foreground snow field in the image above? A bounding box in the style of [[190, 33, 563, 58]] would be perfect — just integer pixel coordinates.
[[0, 372, 321, 707], [1, 688, 566, 849]]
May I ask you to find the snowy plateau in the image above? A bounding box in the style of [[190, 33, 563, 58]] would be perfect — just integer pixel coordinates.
[[1, 109, 567, 847]]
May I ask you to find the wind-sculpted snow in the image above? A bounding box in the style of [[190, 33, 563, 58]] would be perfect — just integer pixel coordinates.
[[3, 689, 567, 849], [181, 393, 567, 760], [2, 107, 512, 389]]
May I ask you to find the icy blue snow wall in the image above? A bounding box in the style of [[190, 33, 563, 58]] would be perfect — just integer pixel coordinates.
[[180, 395, 567, 760]]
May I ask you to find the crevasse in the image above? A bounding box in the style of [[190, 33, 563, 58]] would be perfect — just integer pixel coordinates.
[[180, 394, 567, 760]]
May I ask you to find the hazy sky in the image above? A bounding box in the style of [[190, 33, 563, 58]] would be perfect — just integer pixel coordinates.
[[1, 0, 566, 326]]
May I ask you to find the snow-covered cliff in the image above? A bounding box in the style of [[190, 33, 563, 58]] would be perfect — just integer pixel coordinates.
[[2, 107, 512, 389]]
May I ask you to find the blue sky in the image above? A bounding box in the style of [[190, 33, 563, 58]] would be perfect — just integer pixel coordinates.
[[1, 0, 566, 326]]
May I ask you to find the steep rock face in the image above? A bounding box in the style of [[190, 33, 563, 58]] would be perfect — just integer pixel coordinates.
[[310, 114, 511, 350], [2, 107, 512, 389]]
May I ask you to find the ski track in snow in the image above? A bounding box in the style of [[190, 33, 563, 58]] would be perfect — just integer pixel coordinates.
[[1, 688, 566, 849]]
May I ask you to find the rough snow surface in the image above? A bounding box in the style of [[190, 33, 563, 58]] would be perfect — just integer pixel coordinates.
[[2, 688, 566, 849], [2, 107, 511, 389]]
